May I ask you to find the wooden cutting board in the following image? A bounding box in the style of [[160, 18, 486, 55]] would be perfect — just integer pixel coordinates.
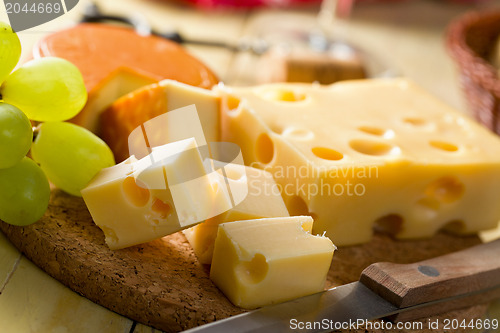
[[0, 190, 489, 332]]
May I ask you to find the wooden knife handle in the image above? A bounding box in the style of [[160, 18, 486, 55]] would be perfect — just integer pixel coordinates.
[[360, 239, 500, 322]]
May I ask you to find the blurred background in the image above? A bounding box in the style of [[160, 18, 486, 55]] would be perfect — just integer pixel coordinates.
[[0, 0, 498, 114]]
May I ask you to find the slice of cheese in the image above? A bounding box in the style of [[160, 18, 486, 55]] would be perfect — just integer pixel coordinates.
[[34, 24, 219, 132], [81, 138, 230, 250], [100, 80, 220, 162], [210, 216, 335, 309], [183, 161, 289, 264], [216, 79, 500, 246]]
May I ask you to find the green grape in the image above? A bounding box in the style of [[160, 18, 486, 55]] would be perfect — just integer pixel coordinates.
[[1, 57, 87, 122], [0, 21, 21, 84], [0, 157, 50, 226], [0, 103, 33, 169], [31, 122, 115, 197]]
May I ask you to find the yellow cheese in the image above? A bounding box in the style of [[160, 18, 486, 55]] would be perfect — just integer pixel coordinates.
[[162, 80, 220, 145], [210, 216, 334, 309], [183, 161, 289, 264], [217, 79, 500, 246], [77, 69, 156, 133], [100, 80, 220, 162], [81, 138, 232, 250]]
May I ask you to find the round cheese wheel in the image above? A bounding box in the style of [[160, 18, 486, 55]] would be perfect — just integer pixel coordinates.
[[34, 23, 218, 91], [33, 23, 219, 131]]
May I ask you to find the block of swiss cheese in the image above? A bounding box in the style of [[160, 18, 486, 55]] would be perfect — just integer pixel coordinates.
[[210, 216, 335, 309], [81, 138, 238, 250], [33, 24, 218, 132], [183, 161, 290, 264], [216, 79, 500, 246]]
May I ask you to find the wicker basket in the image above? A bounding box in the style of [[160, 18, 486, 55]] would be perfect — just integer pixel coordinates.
[[446, 10, 500, 133]]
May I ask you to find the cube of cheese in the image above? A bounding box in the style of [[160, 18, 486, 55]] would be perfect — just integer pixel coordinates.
[[210, 216, 335, 309], [183, 162, 289, 264], [81, 138, 231, 250], [217, 79, 500, 246]]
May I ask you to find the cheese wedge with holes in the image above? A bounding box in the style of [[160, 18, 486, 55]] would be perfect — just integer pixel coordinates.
[[210, 216, 334, 309], [81, 138, 231, 250], [100, 80, 220, 162], [183, 161, 289, 264], [217, 79, 500, 246], [34, 24, 218, 133]]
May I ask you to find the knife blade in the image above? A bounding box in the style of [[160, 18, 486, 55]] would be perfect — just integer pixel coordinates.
[[183, 239, 500, 333]]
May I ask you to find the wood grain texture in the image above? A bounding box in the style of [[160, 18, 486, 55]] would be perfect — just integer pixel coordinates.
[[360, 240, 500, 321], [0, 256, 132, 333], [0, 190, 489, 332], [360, 240, 500, 306], [0, 231, 20, 290]]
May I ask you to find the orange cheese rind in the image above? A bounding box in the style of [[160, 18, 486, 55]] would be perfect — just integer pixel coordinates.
[[33, 23, 218, 132]]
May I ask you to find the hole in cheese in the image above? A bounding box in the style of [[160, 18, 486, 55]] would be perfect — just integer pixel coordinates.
[[349, 139, 400, 156], [358, 126, 394, 139], [425, 176, 465, 203], [236, 253, 269, 284], [259, 89, 306, 102], [403, 117, 427, 126], [440, 219, 466, 234], [287, 195, 309, 216], [373, 214, 404, 236], [416, 197, 440, 211], [101, 226, 119, 244], [151, 198, 172, 219], [256, 133, 274, 164], [311, 147, 343, 161], [122, 177, 150, 207], [429, 141, 459, 152], [299, 217, 314, 233], [226, 94, 242, 112]]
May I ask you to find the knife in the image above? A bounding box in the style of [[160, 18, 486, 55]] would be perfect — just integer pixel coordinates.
[[80, 2, 270, 55], [183, 239, 500, 332]]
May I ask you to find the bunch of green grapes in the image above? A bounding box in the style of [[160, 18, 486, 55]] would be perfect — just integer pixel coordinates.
[[0, 22, 115, 226]]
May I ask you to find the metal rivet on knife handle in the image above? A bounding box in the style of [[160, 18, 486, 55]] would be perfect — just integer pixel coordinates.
[[417, 265, 440, 277]]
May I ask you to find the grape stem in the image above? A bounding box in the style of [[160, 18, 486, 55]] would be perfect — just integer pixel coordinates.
[[33, 125, 40, 142]]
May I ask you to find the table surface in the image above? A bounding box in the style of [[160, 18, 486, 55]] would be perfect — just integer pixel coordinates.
[[1, 0, 500, 332]]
